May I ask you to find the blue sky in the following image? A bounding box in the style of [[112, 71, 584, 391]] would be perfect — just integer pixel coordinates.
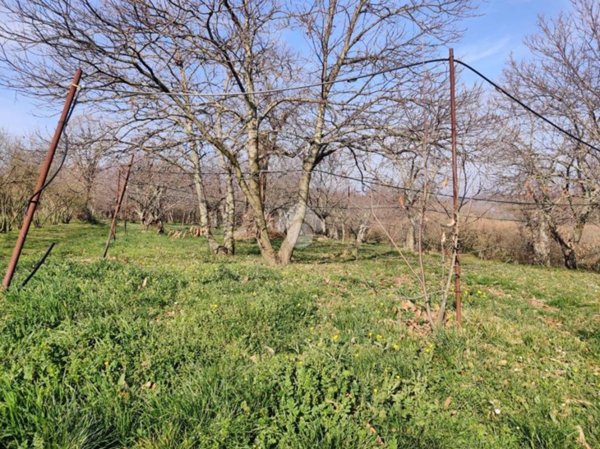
[[0, 0, 571, 136], [455, 0, 569, 78]]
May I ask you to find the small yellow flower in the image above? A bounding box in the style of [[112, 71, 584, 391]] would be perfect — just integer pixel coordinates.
[[392, 343, 400, 351], [332, 334, 340, 342], [376, 334, 384, 341]]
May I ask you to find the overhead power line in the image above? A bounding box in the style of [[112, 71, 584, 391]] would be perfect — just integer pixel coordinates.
[[119, 165, 595, 208], [97, 58, 449, 98], [314, 169, 596, 208], [91, 56, 600, 154], [129, 178, 529, 223], [455, 60, 600, 154]]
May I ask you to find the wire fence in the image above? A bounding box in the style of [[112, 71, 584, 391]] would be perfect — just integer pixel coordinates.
[[70, 54, 599, 231], [3, 51, 599, 292]]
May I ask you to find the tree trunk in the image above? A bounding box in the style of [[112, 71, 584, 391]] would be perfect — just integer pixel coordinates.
[[276, 88, 327, 264], [180, 66, 228, 255], [221, 154, 236, 255], [330, 224, 339, 240], [563, 248, 577, 270], [242, 116, 279, 265], [405, 217, 417, 253], [156, 219, 165, 234], [548, 221, 579, 270], [278, 161, 313, 264], [247, 189, 278, 264], [80, 184, 96, 223], [320, 216, 327, 237], [191, 150, 224, 255], [356, 222, 369, 245], [532, 213, 550, 266]]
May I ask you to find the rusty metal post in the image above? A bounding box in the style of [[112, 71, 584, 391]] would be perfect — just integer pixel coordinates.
[[103, 154, 134, 258], [114, 168, 122, 208], [112, 167, 123, 241], [449, 48, 462, 325], [2, 68, 82, 290]]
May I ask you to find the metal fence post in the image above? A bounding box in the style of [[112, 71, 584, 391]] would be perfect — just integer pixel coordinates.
[[2, 68, 82, 290], [449, 48, 462, 325]]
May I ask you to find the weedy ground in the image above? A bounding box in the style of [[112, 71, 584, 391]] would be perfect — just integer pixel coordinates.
[[0, 223, 598, 449]]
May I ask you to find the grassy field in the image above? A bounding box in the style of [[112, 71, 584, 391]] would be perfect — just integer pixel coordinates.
[[0, 222, 598, 449]]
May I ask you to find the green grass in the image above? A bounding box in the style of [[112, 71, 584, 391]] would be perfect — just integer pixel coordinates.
[[0, 223, 598, 448]]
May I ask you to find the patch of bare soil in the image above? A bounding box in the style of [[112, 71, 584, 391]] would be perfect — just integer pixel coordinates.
[[528, 297, 559, 313]]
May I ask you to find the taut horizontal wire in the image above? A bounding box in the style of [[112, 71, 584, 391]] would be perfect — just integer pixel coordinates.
[[85, 56, 599, 154], [90, 58, 449, 98], [117, 166, 596, 208]]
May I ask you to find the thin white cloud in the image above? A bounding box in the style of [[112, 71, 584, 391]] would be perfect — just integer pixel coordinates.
[[460, 36, 512, 63]]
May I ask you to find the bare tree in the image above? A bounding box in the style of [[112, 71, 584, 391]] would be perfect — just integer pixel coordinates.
[[0, 131, 37, 232], [0, 0, 475, 265], [500, 0, 600, 269], [65, 118, 115, 222], [274, 0, 474, 264]]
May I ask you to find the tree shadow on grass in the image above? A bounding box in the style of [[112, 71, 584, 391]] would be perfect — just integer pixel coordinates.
[[291, 241, 400, 264]]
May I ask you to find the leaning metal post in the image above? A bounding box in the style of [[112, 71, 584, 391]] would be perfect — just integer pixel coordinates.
[[2, 68, 82, 290], [103, 154, 135, 258], [112, 166, 123, 240]]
